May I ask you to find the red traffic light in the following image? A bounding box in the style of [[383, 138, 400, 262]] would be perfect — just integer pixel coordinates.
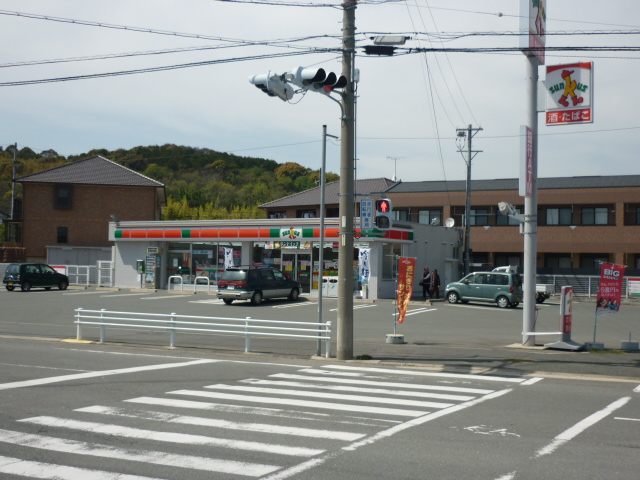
[[376, 199, 391, 213]]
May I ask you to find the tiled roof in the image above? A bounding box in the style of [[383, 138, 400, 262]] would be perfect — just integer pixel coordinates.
[[260, 178, 396, 208], [16, 155, 164, 188], [387, 175, 640, 193]]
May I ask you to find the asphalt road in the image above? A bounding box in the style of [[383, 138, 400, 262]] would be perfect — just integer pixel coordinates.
[[0, 338, 638, 480]]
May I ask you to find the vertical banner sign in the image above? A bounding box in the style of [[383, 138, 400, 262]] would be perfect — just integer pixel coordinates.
[[519, 125, 534, 197], [358, 248, 371, 282], [560, 286, 573, 335], [520, 0, 546, 64], [546, 62, 593, 125], [224, 248, 234, 269], [396, 257, 415, 324], [596, 263, 625, 317]]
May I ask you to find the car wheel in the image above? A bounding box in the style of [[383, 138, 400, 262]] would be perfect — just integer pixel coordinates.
[[58, 280, 68, 291], [21, 282, 32, 292], [497, 296, 510, 308], [5, 286, 14, 291], [45, 287, 52, 291], [446, 291, 459, 304], [251, 291, 263, 305], [288, 288, 300, 301], [223, 298, 233, 305]]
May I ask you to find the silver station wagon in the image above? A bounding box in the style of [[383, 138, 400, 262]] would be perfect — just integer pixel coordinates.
[[445, 271, 523, 308]]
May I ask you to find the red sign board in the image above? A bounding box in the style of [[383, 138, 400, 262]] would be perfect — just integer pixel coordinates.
[[596, 263, 625, 317], [546, 62, 593, 126]]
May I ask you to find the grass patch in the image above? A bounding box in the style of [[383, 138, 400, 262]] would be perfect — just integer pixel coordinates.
[[355, 354, 373, 360], [588, 349, 627, 354]]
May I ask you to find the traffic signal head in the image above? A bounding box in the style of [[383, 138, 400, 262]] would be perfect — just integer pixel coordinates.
[[288, 66, 347, 94], [374, 199, 393, 230], [249, 71, 294, 101]]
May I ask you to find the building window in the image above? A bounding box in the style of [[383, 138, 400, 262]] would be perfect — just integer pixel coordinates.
[[546, 207, 572, 225], [393, 210, 409, 222], [580, 253, 609, 269], [625, 204, 640, 225], [581, 207, 610, 225], [544, 253, 572, 269], [54, 185, 72, 209], [56, 226, 68, 244], [296, 209, 316, 218], [418, 209, 442, 226], [268, 211, 287, 219], [326, 207, 339, 217], [470, 209, 489, 226]]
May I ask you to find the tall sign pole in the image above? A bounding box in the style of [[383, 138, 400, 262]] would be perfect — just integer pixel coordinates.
[[336, 1, 356, 360], [520, 0, 545, 346]]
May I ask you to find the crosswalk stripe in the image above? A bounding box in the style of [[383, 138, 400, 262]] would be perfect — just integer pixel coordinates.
[[273, 302, 317, 309], [125, 396, 399, 427], [100, 293, 148, 298], [271, 373, 495, 394], [19, 416, 324, 457], [76, 405, 366, 441], [170, 389, 429, 417], [241, 379, 476, 401], [204, 384, 454, 409], [0, 429, 279, 477], [0, 454, 163, 480], [323, 365, 526, 383]]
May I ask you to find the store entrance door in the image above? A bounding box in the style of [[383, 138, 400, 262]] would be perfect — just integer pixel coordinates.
[[282, 251, 312, 293]]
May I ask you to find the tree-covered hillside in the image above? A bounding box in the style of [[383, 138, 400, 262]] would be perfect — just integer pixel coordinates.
[[0, 144, 339, 221]]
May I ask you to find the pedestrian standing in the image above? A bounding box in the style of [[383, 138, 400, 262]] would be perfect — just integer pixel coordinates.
[[421, 266, 431, 300], [431, 269, 441, 299]]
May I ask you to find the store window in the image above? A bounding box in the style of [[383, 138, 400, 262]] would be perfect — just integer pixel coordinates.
[[545, 207, 572, 225], [496, 207, 522, 226], [56, 226, 68, 243], [393, 210, 409, 222], [624, 204, 640, 225], [381, 243, 402, 280], [297, 209, 316, 218], [580, 253, 609, 269], [167, 242, 241, 284], [268, 211, 287, 219], [544, 253, 572, 269], [470, 209, 489, 226]]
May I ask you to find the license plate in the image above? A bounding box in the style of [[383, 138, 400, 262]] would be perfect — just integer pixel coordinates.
[[7, 282, 13, 286]]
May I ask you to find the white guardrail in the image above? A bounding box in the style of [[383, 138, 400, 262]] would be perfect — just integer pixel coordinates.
[[74, 308, 333, 357]]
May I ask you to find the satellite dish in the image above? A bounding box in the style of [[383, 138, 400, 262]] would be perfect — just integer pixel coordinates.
[[445, 217, 455, 228]]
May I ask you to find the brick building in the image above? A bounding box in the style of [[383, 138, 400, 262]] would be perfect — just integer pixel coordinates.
[[261, 175, 640, 274], [15, 155, 166, 262]]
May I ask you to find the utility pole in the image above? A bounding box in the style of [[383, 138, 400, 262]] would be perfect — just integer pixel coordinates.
[[456, 125, 482, 276], [336, 1, 356, 360]]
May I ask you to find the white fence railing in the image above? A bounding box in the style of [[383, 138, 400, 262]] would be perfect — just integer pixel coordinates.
[[74, 308, 333, 357], [535, 275, 637, 298]]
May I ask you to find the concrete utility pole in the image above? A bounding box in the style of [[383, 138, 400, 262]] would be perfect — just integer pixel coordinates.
[[457, 125, 482, 276], [523, 56, 539, 346], [336, 1, 356, 360]]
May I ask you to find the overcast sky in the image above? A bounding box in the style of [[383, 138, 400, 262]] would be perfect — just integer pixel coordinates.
[[0, 1, 638, 183]]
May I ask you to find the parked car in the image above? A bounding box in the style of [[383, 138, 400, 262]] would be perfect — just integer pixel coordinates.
[[445, 271, 522, 308], [216, 266, 301, 305], [3, 263, 69, 292]]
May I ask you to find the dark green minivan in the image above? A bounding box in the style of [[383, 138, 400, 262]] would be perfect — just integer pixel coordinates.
[[3, 263, 69, 292], [445, 271, 522, 308]]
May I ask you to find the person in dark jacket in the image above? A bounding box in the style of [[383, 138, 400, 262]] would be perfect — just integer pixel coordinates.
[[431, 269, 441, 299], [421, 266, 431, 300]]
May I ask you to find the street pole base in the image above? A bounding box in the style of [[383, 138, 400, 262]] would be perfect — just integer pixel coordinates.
[[544, 340, 585, 351], [386, 334, 405, 344], [582, 342, 604, 351]]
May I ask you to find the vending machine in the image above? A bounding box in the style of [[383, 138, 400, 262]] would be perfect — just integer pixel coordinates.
[[144, 247, 162, 289]]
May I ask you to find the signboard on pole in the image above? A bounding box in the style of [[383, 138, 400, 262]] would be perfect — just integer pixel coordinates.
[[360, 198, 374, 231], [596, 263, 625, 317], [520, 0, 546, 64], [396, 257, 415, 324], [546, 62, 593, 125], [560, 286, 573, 335], [519, 125, 534, 197], [628, 277, 640, 297]]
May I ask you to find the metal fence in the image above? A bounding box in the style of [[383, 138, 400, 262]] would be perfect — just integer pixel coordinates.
[[74, 308, 333, 357], [536, 274, 636, 298]]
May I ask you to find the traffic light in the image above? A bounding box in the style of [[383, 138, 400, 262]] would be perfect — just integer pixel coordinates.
[[374, 198, 393, 230], [248, 71, 294, 101], [288, 66, 347, 94]]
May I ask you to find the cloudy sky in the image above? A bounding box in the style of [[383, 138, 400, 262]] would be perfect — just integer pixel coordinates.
[[0, 1, 638, 183]]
